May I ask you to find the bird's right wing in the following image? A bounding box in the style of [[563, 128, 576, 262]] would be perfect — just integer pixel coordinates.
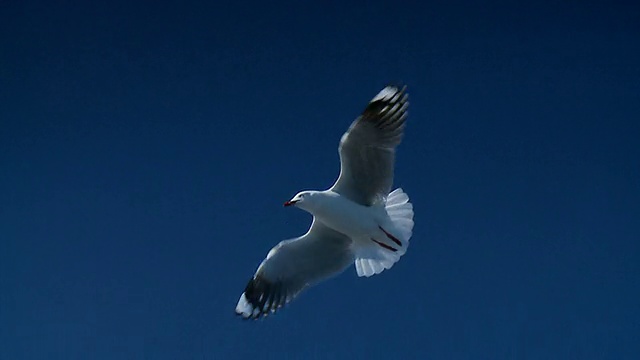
[[235, 219, 354, 319]]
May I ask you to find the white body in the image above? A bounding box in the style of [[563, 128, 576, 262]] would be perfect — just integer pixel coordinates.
[[302, 190, 382, 238], [292, 188, 413, 276]]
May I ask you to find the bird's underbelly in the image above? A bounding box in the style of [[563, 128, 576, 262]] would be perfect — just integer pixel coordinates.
[[314, 201, 378, 238]]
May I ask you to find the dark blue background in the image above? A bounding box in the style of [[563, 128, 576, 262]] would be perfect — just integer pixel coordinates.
[[2, 0, 639, 358]]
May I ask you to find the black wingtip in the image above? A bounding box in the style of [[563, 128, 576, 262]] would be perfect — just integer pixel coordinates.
[[363, 84, 408, 116], [236, 275, 288, 320]]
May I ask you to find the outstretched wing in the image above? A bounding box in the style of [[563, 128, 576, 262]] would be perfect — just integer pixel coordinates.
[[235, 220, 353, 319], [330, 85, 409, 206]]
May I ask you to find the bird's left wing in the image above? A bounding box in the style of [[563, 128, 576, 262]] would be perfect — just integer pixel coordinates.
[[235, 220, 354, 319], [330, 85, 408, 206]]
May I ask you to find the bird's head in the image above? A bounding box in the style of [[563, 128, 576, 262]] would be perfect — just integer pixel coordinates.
[[284, 191, 319, 210]]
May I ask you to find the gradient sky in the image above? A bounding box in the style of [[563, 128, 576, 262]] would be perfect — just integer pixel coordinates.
[[1, 1, 639, 359]]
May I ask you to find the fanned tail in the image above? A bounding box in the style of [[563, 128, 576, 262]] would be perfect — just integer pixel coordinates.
[[353, 188, 414, 277]]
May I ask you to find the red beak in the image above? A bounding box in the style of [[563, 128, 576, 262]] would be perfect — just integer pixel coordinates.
[[283, 200, 298, 207]]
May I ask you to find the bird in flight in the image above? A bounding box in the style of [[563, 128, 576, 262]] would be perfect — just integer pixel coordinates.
[[235, 85, 414, 319]]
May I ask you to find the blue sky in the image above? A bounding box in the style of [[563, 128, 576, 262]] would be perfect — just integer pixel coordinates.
[[1, 0, 639, 358]]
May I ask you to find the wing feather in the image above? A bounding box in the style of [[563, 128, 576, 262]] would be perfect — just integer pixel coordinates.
[[235, 220, 353, 319], [330, 85, 409, 205]]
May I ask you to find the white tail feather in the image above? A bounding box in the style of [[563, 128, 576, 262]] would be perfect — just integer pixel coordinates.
[[352, 188, 414, 277]]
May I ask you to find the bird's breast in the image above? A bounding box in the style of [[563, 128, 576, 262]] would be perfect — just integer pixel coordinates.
[[313, 196, 377, 238]]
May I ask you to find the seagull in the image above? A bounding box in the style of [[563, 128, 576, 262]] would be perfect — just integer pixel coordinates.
[[235, 85, 414, 319]]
